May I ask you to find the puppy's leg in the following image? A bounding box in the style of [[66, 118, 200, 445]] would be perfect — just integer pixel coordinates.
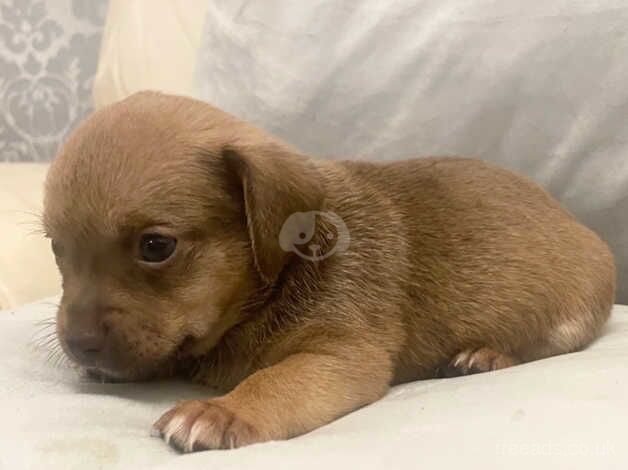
[[440, 347, 520, 377], [153, 351, 391, 452]]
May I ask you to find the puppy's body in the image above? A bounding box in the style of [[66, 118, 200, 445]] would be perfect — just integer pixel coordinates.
[[44, 92, 615, 451], [191, 156, 614, 387]]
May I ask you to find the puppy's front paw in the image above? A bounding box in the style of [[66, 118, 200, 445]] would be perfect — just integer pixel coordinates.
[[152, 399, 263, 452]]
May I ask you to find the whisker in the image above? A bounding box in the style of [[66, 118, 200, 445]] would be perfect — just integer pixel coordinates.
[[35, 316, 58, 326], [32, 326, 55, 338], [37, 338, 61, 355], [33, 321, 56, 331], [40, 336, 60, 348], [49, 347, 72, 370], [31, 319, 57, 342], [3, 210, 46, 237], [34, 327, 55, 335], [29, 318, 72, 371], [32, 338, 57, 351], [25, 227, 47, 238], [0, 209, 43, 223], [31, 332, 56, 345]]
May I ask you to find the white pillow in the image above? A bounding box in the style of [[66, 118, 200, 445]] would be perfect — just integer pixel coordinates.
[[0, 164, 60, 308], [195, 0, 628, 302], [92, 0, 209, 108]]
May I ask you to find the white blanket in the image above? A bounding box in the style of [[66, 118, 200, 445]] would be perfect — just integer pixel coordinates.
[[195, 0, 628, 303], [1, 299, 627, 469]]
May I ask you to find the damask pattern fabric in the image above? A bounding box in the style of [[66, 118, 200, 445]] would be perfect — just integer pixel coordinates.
[[0, 0, 108, 162]]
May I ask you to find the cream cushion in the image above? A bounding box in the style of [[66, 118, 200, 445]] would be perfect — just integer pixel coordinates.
[[0, 164, 60, 308], [93, 0, 209, 108]]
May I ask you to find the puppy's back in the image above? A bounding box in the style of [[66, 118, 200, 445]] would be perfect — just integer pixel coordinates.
[[339, 157, 615, 379]]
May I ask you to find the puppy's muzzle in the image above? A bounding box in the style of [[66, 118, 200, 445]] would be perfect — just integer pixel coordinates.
[[60, 301, 121, 371]]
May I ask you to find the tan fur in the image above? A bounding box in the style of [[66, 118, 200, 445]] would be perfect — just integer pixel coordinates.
[[43, 92, 616, 452]]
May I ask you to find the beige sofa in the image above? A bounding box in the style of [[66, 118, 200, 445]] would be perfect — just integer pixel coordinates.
[[0, 164, 59, 309]]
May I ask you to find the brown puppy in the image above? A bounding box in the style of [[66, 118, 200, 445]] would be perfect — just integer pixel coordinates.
[[44, 92, 615, 452]]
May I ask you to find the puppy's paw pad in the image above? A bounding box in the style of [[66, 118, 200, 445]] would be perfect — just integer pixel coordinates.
[[442, 347, 519, 377], [152, 400, 262, 452]]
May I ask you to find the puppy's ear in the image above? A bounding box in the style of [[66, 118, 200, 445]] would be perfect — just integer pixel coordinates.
[[223, 144, 324, 284]]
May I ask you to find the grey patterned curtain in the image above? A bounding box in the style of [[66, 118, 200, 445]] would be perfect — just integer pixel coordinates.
[[0, 0, 108, 162]]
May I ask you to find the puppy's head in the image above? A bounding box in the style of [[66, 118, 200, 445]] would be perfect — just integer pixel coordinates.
[[43, 92, 323, 381]]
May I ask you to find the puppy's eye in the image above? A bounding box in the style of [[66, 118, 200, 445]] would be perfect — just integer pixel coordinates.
[[51, 240, 64, 258], [139, 234, 177, 263]]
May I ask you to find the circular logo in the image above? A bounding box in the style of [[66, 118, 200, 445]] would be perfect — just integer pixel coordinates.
[[279, 211, 350, 261]]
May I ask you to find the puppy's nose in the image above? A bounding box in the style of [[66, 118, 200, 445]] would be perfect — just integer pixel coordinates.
[[65, 329, 106, 364]]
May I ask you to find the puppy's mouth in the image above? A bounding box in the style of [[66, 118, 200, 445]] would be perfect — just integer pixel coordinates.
[[80, 352, 178, 383], [85, 367, 130, 384], [78, 360, 157, 383]]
